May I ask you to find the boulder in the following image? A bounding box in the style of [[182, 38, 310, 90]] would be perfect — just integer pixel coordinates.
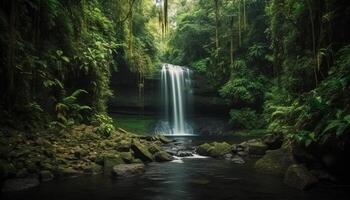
[[2, 178, 40, 192], [197, 142, 231, 158], [154, 151, 173, 162], [197, 143, 213, 156], [116, 140, 131, 152], [248, 142, 268, 155], [255, 148, 295, 176], [284, 164, 318, 190], [262, 133, 283, 150], [131, 140, 154, 162], [111, 164, 145, 178], [210, 142, 232, 158], [231, 155, 245, 164], [40, 170, 54, 182]]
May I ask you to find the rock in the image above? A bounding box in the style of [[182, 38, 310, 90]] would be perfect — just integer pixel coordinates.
[[231, 155, 245, 164], [197, 143, 213, 156], [116, 140, 131, 152], [40, 170, 54, 181], [111, 164, 145, 178], [284, 164, 318, 190], [2, 178, 40, 192], [154, 151, 173, 162], [131, 140, 154, 162], [103, 155, 125, 174], [255, 148, 295, 176], [248, 142, 268, 155], [83, 163, 102, 174], [55, 167, 82, 178], [237, 151, 248, 157], [262, 133, 283, 150], [157, 135, 172, 144], [177, 151, 193, 157], [197, 142, 231, 158], [119, 152, 134, 163], [148, 143, 162, 154], [210, 142, 232, 158], [224, 153, 233, 160]]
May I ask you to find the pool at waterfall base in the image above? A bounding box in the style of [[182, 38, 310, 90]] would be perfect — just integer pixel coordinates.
[[2, 136, 350, 200]]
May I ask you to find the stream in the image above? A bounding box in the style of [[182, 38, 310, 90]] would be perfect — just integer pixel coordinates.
[[2, 136, 350, 200]]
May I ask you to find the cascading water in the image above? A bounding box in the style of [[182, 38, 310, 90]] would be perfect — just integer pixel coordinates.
[[155, 63, 194, 135]]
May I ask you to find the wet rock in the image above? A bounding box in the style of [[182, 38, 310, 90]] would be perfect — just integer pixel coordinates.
[[248, 142, 268, 155], [237, 151, 248, 157], [231, 155, 245, 164], [177, 151, 193, 157], [2, 178, 40, 192], [40, 170, 54, 181], [262, 133, 283, 150], [111, 163, 145, 178], [255, 148, 295, 176], [284, 164, 318, 190], [154, 151, 173, 162], [224, 153, 233, 160], [131, 140, 153, 162]]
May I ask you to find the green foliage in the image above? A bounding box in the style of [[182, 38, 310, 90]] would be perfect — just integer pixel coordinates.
[[51, 89, 91, 132], [91, 113, 115, 138], [219, 77, 264, 105], [229, 108, 264, 130]]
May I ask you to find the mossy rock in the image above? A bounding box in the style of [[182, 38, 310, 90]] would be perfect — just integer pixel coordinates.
[[131, 140, 153, 162], [154, 151, 173, 162], [119, 152, 134, 163], [255, 148, 295, 176], [148, 143, 162, 154], [210, 142, 232, 158], [197, 143, 213, 156]]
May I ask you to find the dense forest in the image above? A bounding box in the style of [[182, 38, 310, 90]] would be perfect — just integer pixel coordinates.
[[1, 0, 350, 199]]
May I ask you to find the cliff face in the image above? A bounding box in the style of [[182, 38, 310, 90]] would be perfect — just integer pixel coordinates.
[[108, 66, 229, 116]]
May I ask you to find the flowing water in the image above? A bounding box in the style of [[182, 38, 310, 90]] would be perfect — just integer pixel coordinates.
[[2, 136, 350, 200], [155, 64, 193, 136]]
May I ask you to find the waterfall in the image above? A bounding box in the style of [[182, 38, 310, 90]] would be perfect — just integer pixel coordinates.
[[155, 63, 193, 135]]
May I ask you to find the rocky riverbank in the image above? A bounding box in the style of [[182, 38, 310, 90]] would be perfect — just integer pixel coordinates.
[[195, 133, 338, 190], [0, 125, 173, 192]]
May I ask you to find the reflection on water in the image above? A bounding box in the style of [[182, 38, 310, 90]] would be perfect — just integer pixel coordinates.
[[2, 137, 350, 200]]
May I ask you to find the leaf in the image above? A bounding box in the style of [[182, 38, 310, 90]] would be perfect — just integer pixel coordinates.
[[61, 56, 70, 63], [322, 120, 341, 135], [344, 115, 350, 124]]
